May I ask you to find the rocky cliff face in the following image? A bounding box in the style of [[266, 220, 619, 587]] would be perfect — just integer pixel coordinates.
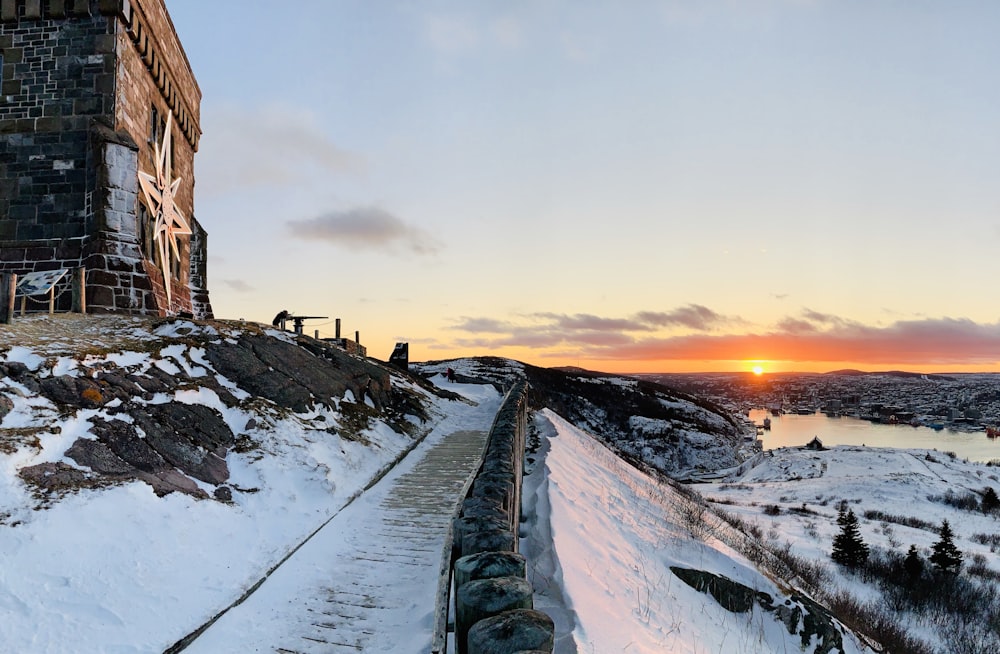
[[1, 317, 433, 502]]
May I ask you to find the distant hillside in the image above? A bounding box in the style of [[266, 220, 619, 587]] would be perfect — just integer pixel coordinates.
[[824, 368, 957, 381]]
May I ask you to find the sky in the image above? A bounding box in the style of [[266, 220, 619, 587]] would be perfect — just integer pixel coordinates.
[[166, 0, 1000, 374]]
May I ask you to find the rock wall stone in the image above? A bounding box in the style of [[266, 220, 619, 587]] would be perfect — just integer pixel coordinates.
[[441, 381, 554, 654]]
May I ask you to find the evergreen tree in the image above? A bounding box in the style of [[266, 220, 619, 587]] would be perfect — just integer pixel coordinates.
[[903, 544, 924, 583], [831, 508, 869, 567], [929, 520, 963, 574], [982, 486, 1000, 514]]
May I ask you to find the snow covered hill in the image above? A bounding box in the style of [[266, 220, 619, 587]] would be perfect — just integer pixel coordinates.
[[520, 410, 1000, 653], [521, 409, 873, 654], [0, 315, 470, 652]]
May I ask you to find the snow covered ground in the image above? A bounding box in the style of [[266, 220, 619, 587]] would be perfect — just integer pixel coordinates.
[[521, 409, 871, 654], [0, 318, 500, 653]]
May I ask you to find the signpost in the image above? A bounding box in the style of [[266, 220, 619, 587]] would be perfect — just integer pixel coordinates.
[[15, 269, 68, 316]]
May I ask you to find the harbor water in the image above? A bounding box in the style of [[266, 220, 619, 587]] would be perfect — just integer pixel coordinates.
[[749, 409, 1000, 463]]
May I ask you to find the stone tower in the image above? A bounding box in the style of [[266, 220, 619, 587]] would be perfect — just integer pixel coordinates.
[[0, 0, 211, 318]]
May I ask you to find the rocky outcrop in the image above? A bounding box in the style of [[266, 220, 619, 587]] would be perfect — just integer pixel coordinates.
[[9, 319, 413, 502], [671, 566, 846, 654], [204, 334, 391, 412]]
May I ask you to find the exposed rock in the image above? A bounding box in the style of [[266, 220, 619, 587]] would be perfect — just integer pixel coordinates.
[[5, 320, 424, 504], [204, 334, 391, 413], [19, 462, 103, 493], [1, 362, 41, 393], [204, 338, 312, 412], [90, 417, 168, 473], [129, 368, 173, 395], [137, 469, 210, 499], [95, 371, 145, 403], [671, 566, 758, 613], [131, 403, 232, 485], [39, 375, 106, 408], [66, 438, 135, 476], [670, 566, 845, 654]]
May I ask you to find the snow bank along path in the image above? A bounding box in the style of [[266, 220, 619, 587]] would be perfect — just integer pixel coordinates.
[[183, 381, 502, 654], [522, 409, 870, 654]]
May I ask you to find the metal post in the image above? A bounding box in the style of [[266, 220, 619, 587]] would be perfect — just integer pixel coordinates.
[[355, 330, 360, 344], [336, 318, 341, 339], [314, 329, 319, 339]]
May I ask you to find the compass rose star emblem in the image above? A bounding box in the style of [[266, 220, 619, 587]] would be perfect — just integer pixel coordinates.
[[138, 110, 191, 305]]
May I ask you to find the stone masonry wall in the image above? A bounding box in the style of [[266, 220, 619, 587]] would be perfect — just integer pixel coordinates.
[[188, 214, 211, 318], [0, 4, 114, 242]]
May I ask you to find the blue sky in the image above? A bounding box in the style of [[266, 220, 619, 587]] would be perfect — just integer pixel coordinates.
[[167, 1, 1000, 372]]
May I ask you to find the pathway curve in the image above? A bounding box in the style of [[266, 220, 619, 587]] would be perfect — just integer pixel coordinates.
[[183, 406, 494, 653]]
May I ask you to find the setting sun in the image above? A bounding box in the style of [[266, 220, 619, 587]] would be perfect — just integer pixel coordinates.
[[752, 365, 764, 376]]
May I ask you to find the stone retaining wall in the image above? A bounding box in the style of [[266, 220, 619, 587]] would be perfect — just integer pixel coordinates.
[[433, 380, 555, 654]]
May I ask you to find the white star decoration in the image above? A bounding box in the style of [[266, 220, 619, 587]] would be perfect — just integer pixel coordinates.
[[138, 111, 191, 305]]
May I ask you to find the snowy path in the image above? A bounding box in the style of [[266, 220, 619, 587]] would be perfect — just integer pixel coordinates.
[[183, 385, 499, 654]]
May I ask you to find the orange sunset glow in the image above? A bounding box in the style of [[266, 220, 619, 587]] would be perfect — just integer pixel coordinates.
[[166, 3, 1000, 379], [437, 311, 1000, 374]]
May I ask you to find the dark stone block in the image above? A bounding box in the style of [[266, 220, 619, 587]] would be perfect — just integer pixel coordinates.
[[54, 242, 83, 260], [24, 246, 54, 260], [0, 246, 25, 261], [87, 269, 118, 286], [87, 284, 114, 307], [8, 204, 37, 221]]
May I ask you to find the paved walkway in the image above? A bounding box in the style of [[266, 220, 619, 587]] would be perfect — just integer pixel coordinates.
[[184, 426, 491, 654]]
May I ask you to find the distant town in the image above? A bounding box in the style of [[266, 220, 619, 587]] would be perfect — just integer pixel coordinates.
[[642, 371, 1000, 434]]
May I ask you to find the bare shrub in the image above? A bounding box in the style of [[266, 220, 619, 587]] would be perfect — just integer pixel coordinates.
[[863, 510, 937, 532], [928, 489, 980, 512], [825, 590, 935, 654]]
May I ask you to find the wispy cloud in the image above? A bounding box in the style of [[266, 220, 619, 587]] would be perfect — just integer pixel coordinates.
[[424, 16, 481, 54], [446, 307, 1000, 366], [531, 312, 656, 333], [634, 304, 737, 331], [287, 207, 441, 256], [220, 279, 254, 293], [588, 317, 1000, 365], [197, 105, 364, 196], [446, 305, 744, 351], [422, 13, 524, 56]]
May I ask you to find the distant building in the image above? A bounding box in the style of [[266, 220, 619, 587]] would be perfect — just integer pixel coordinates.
[[1, 0, 211, 317]]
